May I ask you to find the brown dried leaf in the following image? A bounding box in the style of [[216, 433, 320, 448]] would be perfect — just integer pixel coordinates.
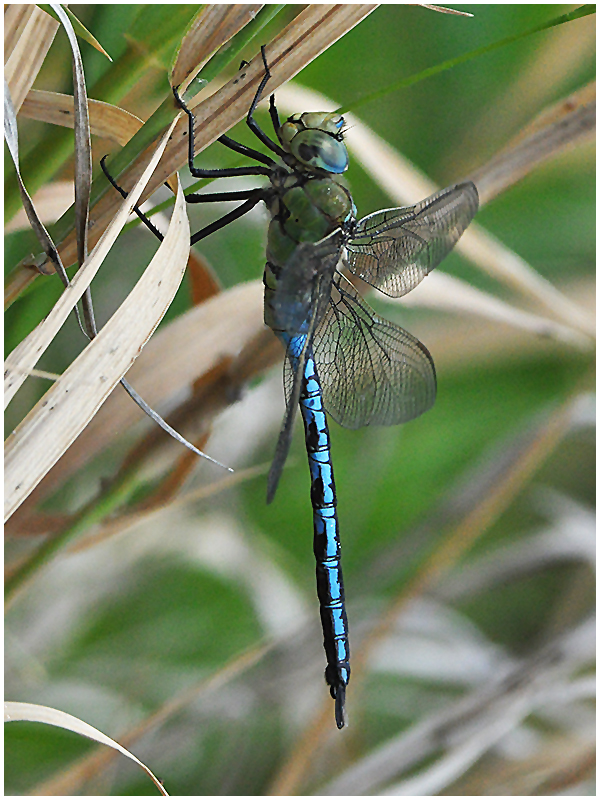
[[20, 89, 144, 145], [4, 5, 59, 112]]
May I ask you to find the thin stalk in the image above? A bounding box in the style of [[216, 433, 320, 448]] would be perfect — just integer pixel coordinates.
[[5, 468, 143, 606]]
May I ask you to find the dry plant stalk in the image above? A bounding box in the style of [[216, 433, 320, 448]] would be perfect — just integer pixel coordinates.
[[4, 4, 59, 112], [171, 4, 265, 90]]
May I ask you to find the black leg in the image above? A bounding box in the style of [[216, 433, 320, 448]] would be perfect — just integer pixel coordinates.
[[173, 86, 272, 178], [190, 191, 265, 245], [100, 156, 164, 242], [185, 188, 263, 204], [245, 46, 286, 158], [269, 94, 282, 143], [217, 133, 276, 166], [101, 156, 266, 247]]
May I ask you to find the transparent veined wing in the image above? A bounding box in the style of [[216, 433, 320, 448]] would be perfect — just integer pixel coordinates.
[[266, 329, 311, 504], [267, 233, 343, 502], [313, 272, 436, 429], [345, 181, 478, 298], [270, 229, 344, 335]]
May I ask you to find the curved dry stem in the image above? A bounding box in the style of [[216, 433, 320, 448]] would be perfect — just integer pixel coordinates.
[[470, 82, 595, 207]]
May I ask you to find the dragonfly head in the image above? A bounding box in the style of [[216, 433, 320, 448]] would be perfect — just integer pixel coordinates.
[[279, 112, 348, 174]]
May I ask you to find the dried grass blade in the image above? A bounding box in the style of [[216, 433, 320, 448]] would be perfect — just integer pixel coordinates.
[[4, 6, 37, 60], [27, 645, 269, 796], [5, 131, 189, 520], [418, 5, 474, 16], [51, 3, 93, 335], [20, 89, 144, 145], [4, 4, 59, 112], [15, 280, 264, 507], [397, 272, 592, 350], [4, 81, 70, 287], [4, 118, 180, 409], [172, 3, 265, 90], [470, 85, 595, 205], [16, 281, 265, 507], [4, 702, 167, 796]]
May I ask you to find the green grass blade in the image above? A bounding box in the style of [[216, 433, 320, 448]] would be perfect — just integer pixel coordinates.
[[339, 5, 595, 114], [38, 3, 113, 61]]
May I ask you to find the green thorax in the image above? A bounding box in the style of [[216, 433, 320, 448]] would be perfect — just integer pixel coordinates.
[[266, 175, 353, 272], [263, 111, 354, 332]]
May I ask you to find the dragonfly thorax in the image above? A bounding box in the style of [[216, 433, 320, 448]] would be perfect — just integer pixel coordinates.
[[279, 112, 348, 174]]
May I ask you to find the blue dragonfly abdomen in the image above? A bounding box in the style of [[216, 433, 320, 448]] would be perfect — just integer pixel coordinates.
[[261, 114, 355, 726], [281, 330, 350, 728]]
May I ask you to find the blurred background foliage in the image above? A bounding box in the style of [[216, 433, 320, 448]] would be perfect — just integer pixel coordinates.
[[5, 4, 595, 796]]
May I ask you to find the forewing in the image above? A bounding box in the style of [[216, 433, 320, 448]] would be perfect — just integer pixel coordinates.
[[345, 181, 478, 298], [266, 298, 322, 503], [266, 334, 308, 503], [314, 274, 436, 429], [271, 229, 344, 335]]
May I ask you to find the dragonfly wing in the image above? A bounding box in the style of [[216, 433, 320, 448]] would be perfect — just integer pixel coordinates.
[[266, 273, 325, 503], [314, 273, 436, 429], [271, 229, 344, 335], [266, 333, 309, 503], [345, 181, 478, 298]]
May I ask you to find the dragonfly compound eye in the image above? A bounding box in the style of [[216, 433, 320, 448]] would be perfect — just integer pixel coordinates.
[[289, 129, 349, 174]]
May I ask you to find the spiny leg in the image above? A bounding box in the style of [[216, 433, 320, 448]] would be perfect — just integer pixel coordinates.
[[172, 85, 273, 178], [244, 45, 286, 158], [100, 155, 165, 241], [100, 156, 266, 247], [269, 93, 282, 143], [190, 190, 265, 245]]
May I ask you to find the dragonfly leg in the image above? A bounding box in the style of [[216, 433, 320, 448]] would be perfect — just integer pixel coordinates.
[[101, 155, 266, 247], [269, 95, 282, 142], [245, 45, 286, 158], [173, 85, 272, 178], [190, 190, 265, 245], [100, 155, 164, 242], [216, 133, 276, 167], [185, 188, 263, 204]]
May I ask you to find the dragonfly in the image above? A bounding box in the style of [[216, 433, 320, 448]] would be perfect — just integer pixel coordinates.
[[103, 47, 478, 729]]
